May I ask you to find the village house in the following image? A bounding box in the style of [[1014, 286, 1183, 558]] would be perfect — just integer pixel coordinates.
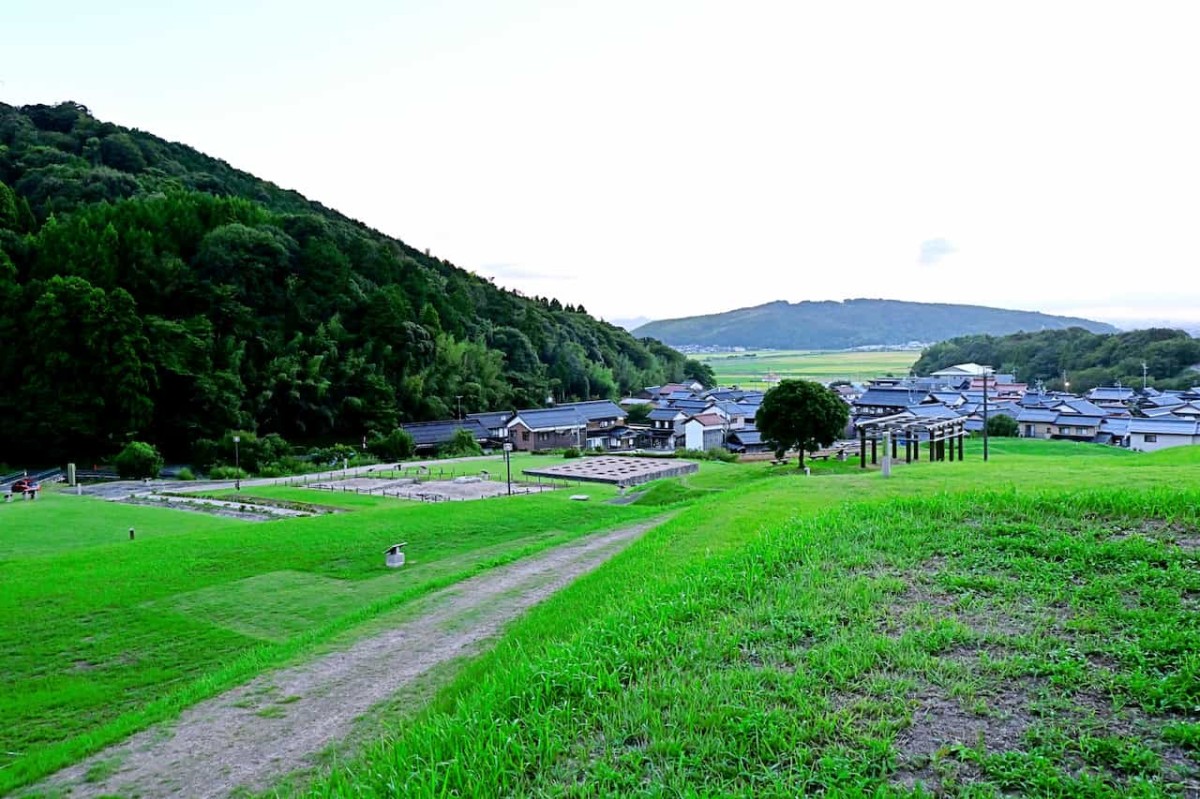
[[645, 407, 688, 450], [1129, 418, 1200, 452], [505, 400, 627, 452], [684, 413, 726, 451]]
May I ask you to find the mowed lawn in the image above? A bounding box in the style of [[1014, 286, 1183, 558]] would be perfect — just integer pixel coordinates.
[[0, 482, 661, 792], [304, 440, 1200, 798], [701, 349, 919, 388]]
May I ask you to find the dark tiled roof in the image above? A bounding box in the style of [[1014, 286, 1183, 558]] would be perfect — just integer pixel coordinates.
[[648, 408, 686, 421], [509, 407, 588, 430], [402, 418, 491, 447], [561, 400, 626, 422], [729, 429, 763, 446], [466, 411, 513, 429], [1130, 418, 1200, 435], [855, 388, 932, 408]]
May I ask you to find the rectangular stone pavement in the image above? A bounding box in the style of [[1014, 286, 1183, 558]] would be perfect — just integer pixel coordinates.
[[522, 456, 699, 486]]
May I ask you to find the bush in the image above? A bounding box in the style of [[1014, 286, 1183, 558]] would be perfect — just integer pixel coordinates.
[[176, 467, 195, 481], [986, 414, 1019, 438], [113, 441, 164, 479], [370, 428, 416, 461], [440, 428, 483, 458], [563, 447, 581, 459], [309, 443, 358, 466], [208, 465, 248, 480], [678, 448, 738, 463]]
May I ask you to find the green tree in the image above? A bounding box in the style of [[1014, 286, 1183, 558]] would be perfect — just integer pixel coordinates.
[[756, 379, 849, 468], [683, 358, 717, 388], [625, 403, 652, 425], [371, 428, 416, 461], [113, 441, 164, 479], [986, 414, 1019, 437], [441, 427, 482, 458]]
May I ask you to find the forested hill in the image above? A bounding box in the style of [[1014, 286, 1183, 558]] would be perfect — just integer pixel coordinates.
[[0, 101, 695, 461], [913, 328, 1200, 392], [632, 299, 1117, 349]]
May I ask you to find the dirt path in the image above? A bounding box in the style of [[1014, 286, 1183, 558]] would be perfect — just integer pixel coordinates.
[[31, 519, 664, 799]]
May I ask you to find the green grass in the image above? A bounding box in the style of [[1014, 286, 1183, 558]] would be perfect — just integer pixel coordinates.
[[0, 486, 662, 793], [7, 440, 1200, 797], [299, 442, 1200, 797], [701, 349, 919, 389]]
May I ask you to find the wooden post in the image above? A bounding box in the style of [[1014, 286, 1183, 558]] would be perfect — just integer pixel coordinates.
[[958, 428, 964, 460], [859, 426, 867, 469], [929, 432, 935, 462], [871, 436, 877, 465], [947, 427, 954, 461], [891, 433, 898, 460], [905, 436, 912, 464]]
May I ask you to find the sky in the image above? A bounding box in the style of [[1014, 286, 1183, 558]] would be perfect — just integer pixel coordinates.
[[6, 0, 1200, 328]]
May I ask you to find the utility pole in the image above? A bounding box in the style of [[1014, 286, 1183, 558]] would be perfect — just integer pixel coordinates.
[[1143, 361, 1149, 391], [233, 434, 241, 491], [982, 367, 990, 462], [455, 395, 463, 420], [504, 442, 513, 495]]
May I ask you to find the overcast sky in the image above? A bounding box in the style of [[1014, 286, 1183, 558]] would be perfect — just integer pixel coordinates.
[[6, 1, 1199, 327]]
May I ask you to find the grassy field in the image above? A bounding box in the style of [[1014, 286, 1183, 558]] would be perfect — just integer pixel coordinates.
[[701, 349, 919, 388], [301, 440, 1200, 798], [5, 441, 1200, 796], [0, 480, 660, 793]]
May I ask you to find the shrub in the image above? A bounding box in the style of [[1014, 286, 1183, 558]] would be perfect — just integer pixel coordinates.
[[441, 428, 483, 458], [113, 441, 164, 479], [563, 447, 581, 459], [208, 465, 248, 480], [370, 428, 416, 461], [176, 467, 195, 481], [986, 414, 1020, 437]]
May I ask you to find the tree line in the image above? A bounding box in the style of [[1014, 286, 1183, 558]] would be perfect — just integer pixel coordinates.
[[912, 327, 1200, 393], [0, 102, 708, 463]]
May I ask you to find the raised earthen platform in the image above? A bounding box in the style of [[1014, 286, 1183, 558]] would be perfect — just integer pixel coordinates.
[[523, 455, 698, 486]]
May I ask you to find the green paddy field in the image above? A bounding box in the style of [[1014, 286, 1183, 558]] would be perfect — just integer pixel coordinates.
[[700, 349, 920, 389]]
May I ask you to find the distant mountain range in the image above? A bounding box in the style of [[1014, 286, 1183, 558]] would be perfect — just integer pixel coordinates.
[[632, 299, 1119, 350]]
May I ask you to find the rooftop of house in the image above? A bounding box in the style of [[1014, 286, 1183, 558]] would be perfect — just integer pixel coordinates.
[[1130, 418, 1200, 435], [688, 413, 727, 428], [401, 418, 491, 446]]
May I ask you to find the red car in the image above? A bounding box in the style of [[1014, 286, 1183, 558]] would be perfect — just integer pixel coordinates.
[[10, 478, 40, 495]]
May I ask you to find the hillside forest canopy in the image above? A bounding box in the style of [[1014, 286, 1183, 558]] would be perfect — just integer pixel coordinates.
[[0, 101, 706, 463], [913, 327, 1200, 392]]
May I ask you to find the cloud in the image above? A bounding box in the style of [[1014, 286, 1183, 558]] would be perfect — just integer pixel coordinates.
[[917, 238, 956, 266]]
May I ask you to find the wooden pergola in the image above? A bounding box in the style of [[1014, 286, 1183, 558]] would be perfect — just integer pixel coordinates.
[[854, 412, 968, 469]]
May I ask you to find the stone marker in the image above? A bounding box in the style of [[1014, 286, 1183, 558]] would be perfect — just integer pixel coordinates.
[[570, 494, 590, 501], [385, 542, 407, 568]]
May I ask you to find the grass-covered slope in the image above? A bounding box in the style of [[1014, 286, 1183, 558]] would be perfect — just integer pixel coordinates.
[[0, 101, 689, 462], [303, 441, 1200, 797], [0, 483, 659, 793], [632, 299, 1117, 350]]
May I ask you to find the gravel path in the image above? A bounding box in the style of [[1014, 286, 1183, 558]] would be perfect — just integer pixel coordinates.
[[31, 519, 662, 798]]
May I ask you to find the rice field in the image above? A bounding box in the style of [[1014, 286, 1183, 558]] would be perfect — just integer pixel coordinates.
[[700, 349, 920, 388]]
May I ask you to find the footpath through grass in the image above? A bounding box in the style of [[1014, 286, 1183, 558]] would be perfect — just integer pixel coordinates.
[[0, 484, 658, 794], [302, 442, 1200, 797]]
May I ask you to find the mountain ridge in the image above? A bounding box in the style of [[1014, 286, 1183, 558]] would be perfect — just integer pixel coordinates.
[[632, 298, 1118, 349], [0, 101, 695, 461]]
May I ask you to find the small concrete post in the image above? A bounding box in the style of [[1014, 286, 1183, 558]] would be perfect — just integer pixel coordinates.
[[385, 542, 407, 568], [881, 431, 892, 478], [67, 463, 77, 487], [129, 527, 135, 540]]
